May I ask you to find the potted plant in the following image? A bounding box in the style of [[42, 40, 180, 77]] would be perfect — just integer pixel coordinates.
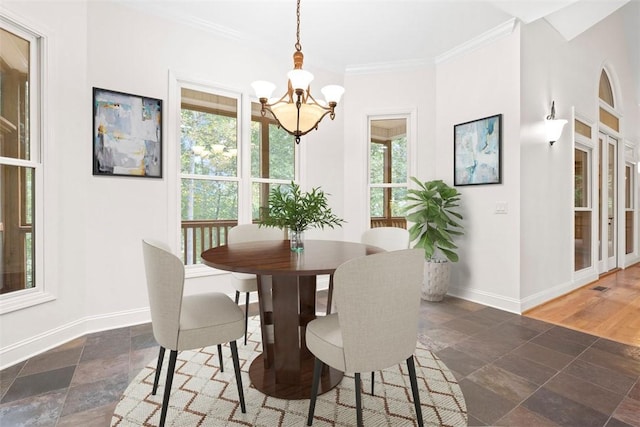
[[403, 177, 464, 301], [261, 181, 344, 252]]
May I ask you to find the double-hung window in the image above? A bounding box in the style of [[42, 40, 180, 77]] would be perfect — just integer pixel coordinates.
[[574, 118, 594, 273], [250, 102, 295, 222], [368, 117, 409, 229], [180, 88, 240, 265], [179, 86, 295, 266], [0, 17, 46, 311]]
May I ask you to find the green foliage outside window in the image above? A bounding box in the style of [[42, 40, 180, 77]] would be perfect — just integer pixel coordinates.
[[370, 135, 408, 218], [181, 109, 239, 220], [250, 121, 294, 180]]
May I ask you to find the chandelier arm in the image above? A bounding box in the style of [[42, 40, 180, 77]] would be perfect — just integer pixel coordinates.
[[262, 90, 294, 109], [304, 91, 331, 112]]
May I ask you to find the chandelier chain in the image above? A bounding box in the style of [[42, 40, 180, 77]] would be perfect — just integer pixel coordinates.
[[295, 0, 302, 52]]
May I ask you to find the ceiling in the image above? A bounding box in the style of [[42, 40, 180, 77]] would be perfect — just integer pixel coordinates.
[[124, 0, 637, 75]]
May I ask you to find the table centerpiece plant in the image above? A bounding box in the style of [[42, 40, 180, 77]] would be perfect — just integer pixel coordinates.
[[403, 177, 464, 301], [260, 181, 345, 252]]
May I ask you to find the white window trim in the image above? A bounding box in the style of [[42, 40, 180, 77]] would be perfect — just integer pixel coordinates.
[[623, 138, 637, 262], [178, 80, 243, 274], [0, 11, 55, 314], [168, 71, 300, 278], [365, 110, 417, 228], [572, 110, 598, 286]]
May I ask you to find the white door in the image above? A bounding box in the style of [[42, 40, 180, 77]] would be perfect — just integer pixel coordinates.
[[599, 132, 618, 272]]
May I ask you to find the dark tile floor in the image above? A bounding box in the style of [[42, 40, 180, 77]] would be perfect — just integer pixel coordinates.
[[1, 294, 639, 426]]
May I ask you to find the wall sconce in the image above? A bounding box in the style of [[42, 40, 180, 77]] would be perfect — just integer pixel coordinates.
[[545, 101, 567, 146]]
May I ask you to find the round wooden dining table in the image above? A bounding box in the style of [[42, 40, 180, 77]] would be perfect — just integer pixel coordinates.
[[201, 239, 383, 399]]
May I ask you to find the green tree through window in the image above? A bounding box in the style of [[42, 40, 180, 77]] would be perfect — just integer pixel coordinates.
[[179, 90, 296, 265]]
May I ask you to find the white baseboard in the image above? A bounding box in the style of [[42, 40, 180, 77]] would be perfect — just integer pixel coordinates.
[[0, 307, 151, 371], [447, 286, 521, 314], [449, 275, 602, 315], [1, 277, 333, 371]]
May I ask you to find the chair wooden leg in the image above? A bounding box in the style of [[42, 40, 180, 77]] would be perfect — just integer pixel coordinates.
[[307, 357, 323, 426], [355, 372, 363, 427], [217, 344, 224, 372], [406, 355, 424, 427], [159, 350, 178, 427], [152, 346, 165, 395], [230, 341, 246, 413], [234, 290, 240, 304], [244, 292, 250, 345], [371, 371, 375, 395]]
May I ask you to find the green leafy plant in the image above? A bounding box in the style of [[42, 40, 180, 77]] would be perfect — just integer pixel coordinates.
[[403, 177, 464, 262], [261, 182, 345, 232]]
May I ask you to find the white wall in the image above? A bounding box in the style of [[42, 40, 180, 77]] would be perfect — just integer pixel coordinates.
[[342, 66, 436, 243], [1, 1, 90, 369], [0, 0, 345, 369], [520, 6, 640, 309], [435, 26, 522, 312]]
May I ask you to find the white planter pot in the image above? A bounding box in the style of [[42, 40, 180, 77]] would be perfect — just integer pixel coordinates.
[[422, 260, 451, 302]]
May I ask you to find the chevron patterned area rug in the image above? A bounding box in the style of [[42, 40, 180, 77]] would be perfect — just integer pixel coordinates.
[[111, 317, 467, 426]]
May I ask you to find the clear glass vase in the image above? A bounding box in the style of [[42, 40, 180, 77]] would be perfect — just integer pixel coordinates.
[[289, 229, 304, 252]]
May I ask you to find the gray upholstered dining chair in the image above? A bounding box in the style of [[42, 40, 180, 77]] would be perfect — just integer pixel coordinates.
[[360, 226, 411, 393], [227, 224, 284, 344], [327, 227, 410, 315], [142, 239, 247, 427], [306, 249, 425, 427]]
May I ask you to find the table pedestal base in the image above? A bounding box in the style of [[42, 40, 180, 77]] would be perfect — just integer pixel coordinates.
[[249, 353, 343, 399]]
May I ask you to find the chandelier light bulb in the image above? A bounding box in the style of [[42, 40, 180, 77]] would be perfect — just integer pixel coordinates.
[[321, 85, 345, 104], [287, 69, 314, 91], [251, 81, 276, 99]]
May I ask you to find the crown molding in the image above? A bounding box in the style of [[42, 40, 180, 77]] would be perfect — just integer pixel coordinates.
[[435, 18, 518, 65], [118, 1, 247, 42], [345, 17, 519, 74], [345, 58, 432, 75]]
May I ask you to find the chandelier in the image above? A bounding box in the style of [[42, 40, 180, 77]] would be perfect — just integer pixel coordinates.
[[251, 0, 344, 144]]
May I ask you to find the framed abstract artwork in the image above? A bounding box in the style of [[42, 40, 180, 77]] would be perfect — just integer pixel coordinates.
[[453, 114, 502, 186], [93, 87, 162, 178]]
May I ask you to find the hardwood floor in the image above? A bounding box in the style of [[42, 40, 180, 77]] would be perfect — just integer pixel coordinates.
[[525, 264, 640, 347]]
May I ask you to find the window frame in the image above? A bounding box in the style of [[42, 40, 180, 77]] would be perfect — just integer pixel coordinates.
[[170, 74, 299, 277], [366, 111, 416, 229], [0, 13, 53, 314], [574, 142, 593, 273], [249, 103, 298, 223], [624, 161, 634, 255], [572, 113, 598, 283], [179, 84, 242, 268]]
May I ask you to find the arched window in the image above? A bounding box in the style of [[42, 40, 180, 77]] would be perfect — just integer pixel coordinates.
[[599, 69, 619, 131], [599, 70, 614, 107]]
